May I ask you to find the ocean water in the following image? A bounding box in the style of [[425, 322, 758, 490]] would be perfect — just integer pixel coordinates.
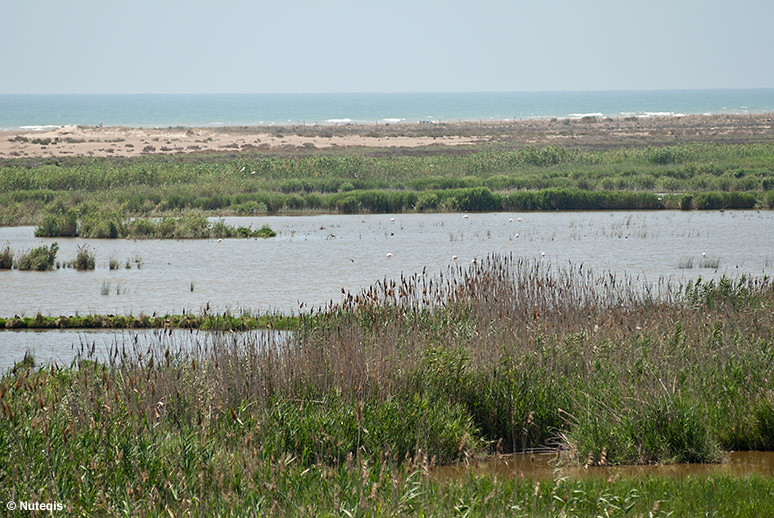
[[1, 89, 773, 130]]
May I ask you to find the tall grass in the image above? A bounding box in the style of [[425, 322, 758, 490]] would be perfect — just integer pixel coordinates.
[[1, 257, 772, 514], [2, 143, 774, 224]]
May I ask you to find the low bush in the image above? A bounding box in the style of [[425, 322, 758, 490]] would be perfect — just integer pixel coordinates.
[[14, 242, 59, 271], [70, 245, 96, 270], [0, 246, 12, 269]]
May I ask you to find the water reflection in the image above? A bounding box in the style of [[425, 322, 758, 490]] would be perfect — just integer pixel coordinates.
[[0, 328, 288, 374]]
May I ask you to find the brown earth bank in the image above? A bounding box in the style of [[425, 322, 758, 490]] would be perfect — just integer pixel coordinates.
[[1, 113, 773, 159]]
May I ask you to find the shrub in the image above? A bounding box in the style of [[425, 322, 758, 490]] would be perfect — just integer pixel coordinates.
[[0, 246, 12, 269], [71, 245, 96, 271], [694, 191, 724, 210], [15, 242, 59, 271], [253, 224, 277, 238], [34, 209, 78, 237]]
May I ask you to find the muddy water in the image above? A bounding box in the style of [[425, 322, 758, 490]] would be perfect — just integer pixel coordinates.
[[1, 211, 772, 318], [432, 451, 774, 482]]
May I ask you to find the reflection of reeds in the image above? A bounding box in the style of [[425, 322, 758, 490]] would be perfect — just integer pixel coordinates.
[[699, 258, 720, 269], [678, 258, 694, 269]]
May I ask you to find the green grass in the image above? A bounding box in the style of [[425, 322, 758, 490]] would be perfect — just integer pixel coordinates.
[[1, 257, 773, 514], [2, 142, 774, 225]]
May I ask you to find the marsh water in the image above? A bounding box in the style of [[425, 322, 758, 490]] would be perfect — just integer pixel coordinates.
[[0, 328, 287, 373], [2, 211, 773, 480], [432, 451, 774, 481], [1, 210, 772, 368], [1, 211, 772, 318]]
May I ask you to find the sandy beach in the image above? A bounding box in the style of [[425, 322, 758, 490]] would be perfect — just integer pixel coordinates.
[[1, 113, 773, 159]]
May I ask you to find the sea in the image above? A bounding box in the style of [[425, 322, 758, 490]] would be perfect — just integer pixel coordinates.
[[1, 89, 773, 130]]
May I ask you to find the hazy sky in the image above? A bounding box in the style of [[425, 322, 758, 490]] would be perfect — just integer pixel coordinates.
[[3, 0, 773, 94]]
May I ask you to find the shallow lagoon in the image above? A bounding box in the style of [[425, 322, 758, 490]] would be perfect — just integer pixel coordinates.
[[0, 328, 288, 373], [1, 211, 772, 318]]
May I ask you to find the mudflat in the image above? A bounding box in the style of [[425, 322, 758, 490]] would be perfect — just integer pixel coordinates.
[[1, 113, 772, 159]]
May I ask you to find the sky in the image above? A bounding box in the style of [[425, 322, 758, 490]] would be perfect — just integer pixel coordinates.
[[3, 0, 774, 94]]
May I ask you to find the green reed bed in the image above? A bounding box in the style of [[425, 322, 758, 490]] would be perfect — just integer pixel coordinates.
[[24, 187, 766, 237], [2, 142, 774, 225], [0, 312, 297, 331], [34, 211, 276, 239], [1, 257, 772, 514]]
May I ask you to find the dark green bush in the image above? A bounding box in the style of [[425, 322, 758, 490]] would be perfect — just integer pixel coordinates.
[[694, 191, 725, 210], [71, 245, 96, 271], [34, 209, 78, 237], [15, 242, 59, 271], [0, 246, 13, 269]]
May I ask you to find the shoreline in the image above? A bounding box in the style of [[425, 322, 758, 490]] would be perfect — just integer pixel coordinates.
[[2, 112, 773, 158]]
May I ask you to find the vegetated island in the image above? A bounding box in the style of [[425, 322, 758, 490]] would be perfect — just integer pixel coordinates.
[[0, 311, 296, 331], [0, 113, 773, 231]]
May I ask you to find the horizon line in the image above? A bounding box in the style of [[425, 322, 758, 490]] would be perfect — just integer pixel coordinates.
[[2, 87, 774, 96]]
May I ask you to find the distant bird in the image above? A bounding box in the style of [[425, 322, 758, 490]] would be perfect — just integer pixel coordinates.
[[390, 217, 395, 222], [386, 253, 393, 258], [350, 258, 355, 263], [517, 217, 523, 222], [471, 258, 478, 264], [541, 251, 546, 257], [515, 233, 519, 238], [702, 252, 707, 257], [508, 218, 513, 223], [217, 238, 222, 243], [463, 214, 469, 219], [240, 166, 246, 172], [250, 171, 256, 175], [452, 255, 458, 261]]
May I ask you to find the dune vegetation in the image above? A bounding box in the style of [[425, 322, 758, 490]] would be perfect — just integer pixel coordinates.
[[1, 142, 773, 230]]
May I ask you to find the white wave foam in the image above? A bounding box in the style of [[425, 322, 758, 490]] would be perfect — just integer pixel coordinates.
[[19, 125, 60, 131], [327, 118, 352, 124], [569, 112, 603, 118], [382, 118, 405, 123], [644, 112, 676, 117]]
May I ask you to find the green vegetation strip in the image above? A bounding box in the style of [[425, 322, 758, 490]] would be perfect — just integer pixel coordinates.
[[2, 142, 774, 226], [2, 257, 773, 514], [35, 213, 276, 239], [0, 312, 297, 331]]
